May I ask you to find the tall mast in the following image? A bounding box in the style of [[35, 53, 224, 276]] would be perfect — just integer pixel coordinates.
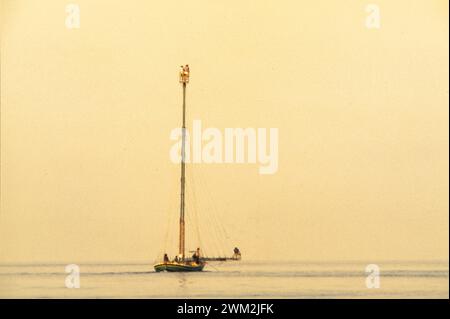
[[178, 65, 189, 259]]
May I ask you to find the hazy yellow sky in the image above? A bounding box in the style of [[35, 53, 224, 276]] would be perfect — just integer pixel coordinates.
[[0, 0, 448, 263]]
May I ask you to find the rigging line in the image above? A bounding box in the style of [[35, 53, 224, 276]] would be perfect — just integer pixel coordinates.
[[194, 166, 230, 256], [208, 191, 231, 252], [199, 171, 226, 257], [166, 169, 180, 258], [185, 166, 203, 256], [160, 176, 176, 260], [195, 165, 230, 245], [186, 203, 203, 256], [193, 170, 224, 256], [192, 168, 222, 257], [187, 165, 205, 254], [192, 166, 220, 256], [155, 191, 168, 261], [184, 184, 196, 252], [204, 168, 232, 257], [204, 175, 232, 245], [189, 165, 214, 256]]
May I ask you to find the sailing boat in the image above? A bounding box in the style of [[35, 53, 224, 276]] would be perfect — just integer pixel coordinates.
[[154, 65, 241, 272], [153, 65, 201, 272]]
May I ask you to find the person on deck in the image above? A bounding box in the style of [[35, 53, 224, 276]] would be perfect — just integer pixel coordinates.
[[192, 247, 201, 264], [183, 64, 190, 82], [179, 65, 185, 82], [233, 247, 241, 259], [163, 254, 169, 263]]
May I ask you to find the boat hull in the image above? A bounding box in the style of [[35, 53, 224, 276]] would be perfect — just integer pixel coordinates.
[[154, 262, 205, 272]]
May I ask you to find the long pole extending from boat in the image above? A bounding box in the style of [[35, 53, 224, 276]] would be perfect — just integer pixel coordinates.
[[179, 70, 188, 260]]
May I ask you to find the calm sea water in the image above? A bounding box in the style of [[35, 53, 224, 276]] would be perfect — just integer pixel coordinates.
[[0, 261, 448, 298]]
